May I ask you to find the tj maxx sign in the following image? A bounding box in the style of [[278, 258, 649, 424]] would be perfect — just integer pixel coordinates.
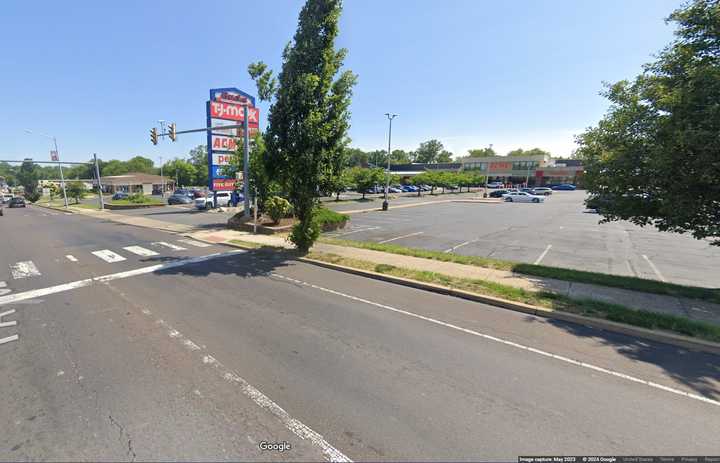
[[209, 101, 259, 125]]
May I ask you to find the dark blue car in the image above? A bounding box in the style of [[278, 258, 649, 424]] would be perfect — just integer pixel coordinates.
[[551, 184, 577, 191]]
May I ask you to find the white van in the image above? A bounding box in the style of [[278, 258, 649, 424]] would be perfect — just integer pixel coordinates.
[[195, 191, 232, 209]]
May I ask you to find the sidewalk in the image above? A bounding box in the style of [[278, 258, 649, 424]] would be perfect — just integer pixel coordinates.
[[188, 228, 720, 327]]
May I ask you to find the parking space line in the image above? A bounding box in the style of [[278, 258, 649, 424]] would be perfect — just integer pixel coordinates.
[[0, 334, 19, 345], [177, 239, 212, 248], [65, 255, 78, 262], [642, 254, 667, 282], [534, 244, 553, 265], [334, 227, 380, 237], [0, 309, 17, 328], [378, 232, 423, 244], [153, 241, 187, 251], [444, 239, 478, 253]]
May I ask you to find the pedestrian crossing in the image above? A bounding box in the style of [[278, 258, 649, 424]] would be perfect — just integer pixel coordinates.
[[5, 238, 213, 281]]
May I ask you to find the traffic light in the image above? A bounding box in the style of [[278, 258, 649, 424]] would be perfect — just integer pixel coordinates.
[[150, 127, 158, 145], [168, 123, 177, 142]]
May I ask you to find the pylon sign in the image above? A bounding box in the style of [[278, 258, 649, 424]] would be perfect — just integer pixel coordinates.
[[206, 87, 259, 191]]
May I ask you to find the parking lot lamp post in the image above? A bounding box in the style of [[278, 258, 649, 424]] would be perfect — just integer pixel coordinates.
[[159, 156, 165, 198], [383, 113, 397, 211]]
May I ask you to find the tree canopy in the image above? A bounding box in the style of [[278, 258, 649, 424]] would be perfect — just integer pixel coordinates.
[[467, 147, 496, 157], [506, 148, 551, 157]]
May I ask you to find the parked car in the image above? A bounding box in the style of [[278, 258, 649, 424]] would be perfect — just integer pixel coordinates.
[[8, 197, 26, 208], [551, 184, 576, 191], [112, 191, 129, 200], [531, 187, 553, 196], [502, 191, 545, 203], [388, 186, 402, 193], [488, 189, 508, 198], [1, 194, 12, 204], [487, 182, 504, 189], [520, 188, 534, 193], [191, 189, 204, 198], [174, 189, 193, 197], [195, 191, 234, 209], [168, 193, 193, 205], [418, 184, 432, 192]]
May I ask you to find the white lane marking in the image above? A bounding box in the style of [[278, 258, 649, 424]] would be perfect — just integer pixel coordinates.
[[10, 261, 41, 279], [333, 227, 380, 237], [0, 309, 17, 328], [153, 241, 187, 251], [271, 273, 720, 408], [0, 281, 9, 297], [0, 334, 19, 345], [642, 254, 667, 282], [123, 246, 159, 257], [0, 250, 245, 307], [92, 250, 127, 263], [177, 239, 212, 248], [625, 260, 637, 277], [65, 255, 78, 262], [143, 312, 350, 462], [377, 231, 423, 244], [534, 244, 553, 265], [444, 239, 478, 253]]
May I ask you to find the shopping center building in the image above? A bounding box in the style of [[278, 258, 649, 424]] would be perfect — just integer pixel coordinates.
[[460, 154, 584, 187]]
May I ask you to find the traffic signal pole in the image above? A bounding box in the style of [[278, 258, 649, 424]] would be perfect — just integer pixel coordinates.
[[243, 105, 250, 216]]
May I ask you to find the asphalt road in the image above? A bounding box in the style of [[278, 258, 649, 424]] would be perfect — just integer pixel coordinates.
[[326, 190, 720, 288], [110, 203, 236, 229], [1, 205, 719, 461]]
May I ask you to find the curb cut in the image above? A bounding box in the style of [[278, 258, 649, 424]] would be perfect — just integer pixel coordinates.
[[299, 257, 720, 356]]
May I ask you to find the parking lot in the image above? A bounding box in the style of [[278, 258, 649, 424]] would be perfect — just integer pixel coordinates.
[[325, 190, 720, 288]]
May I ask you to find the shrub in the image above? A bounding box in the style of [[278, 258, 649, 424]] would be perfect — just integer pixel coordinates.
[[314, 206, 349, 228], [265, 196, 292, 223], [25, 191, 41, 203], [128, 193, 150, 204]]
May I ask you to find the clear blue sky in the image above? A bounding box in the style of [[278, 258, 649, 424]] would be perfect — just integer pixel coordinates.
[[0, 0, 681, 164]]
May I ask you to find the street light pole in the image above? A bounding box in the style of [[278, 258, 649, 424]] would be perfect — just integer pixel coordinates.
[[24, 129, 69, 208], [382, 113, 397, 211], [159, 156, 165, 198]]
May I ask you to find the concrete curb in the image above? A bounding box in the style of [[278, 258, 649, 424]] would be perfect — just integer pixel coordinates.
[[298, 257, 720, 356], [31, 203, 74, 214]]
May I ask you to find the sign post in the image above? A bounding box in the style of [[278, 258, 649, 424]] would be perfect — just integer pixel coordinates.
[[206, 88, 258, 216], [50, 143, 68, 208]]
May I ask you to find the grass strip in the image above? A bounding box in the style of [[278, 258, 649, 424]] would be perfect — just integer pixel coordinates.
[[307, 251, 720, 343], [319, 237, 720, 304]]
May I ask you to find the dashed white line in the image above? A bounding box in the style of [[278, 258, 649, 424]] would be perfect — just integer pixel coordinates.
[[123, 246, 159, 257], [534, 244, 553, 265], [10, 261, 41, 279], [642, 254, 667, 282], [270, 273, 720, 408], [177, 239, 212, 248], [142, 311, 350, 462], [92, 249, 127, 263], [65, 255, 78, 262], [377, 231, 423, 244], [0, 334, 19, 345], [153, 241, 187, 251], [0, 250, 245, 307]]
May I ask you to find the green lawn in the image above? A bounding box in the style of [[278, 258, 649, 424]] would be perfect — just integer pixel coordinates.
[[319, 237, 720, 304]]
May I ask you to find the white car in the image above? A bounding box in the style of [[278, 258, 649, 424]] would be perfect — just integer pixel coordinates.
[[486, 182, 504, 189], [1, 194, 12, 204], [195, 191, 232, 209], [502, 191, 545, 203]]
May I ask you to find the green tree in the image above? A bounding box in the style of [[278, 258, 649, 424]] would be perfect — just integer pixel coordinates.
[[506, 147, 551, 157], [390, 149, 412, 165], [467, 147, 496, 157], [125, 156, 155, 173], [366, 149, 387, 167], [575, 0, 720, 245], [414, 139, 445, 163], [17, 160, 39, 195], [249, 0, 357, 252], [327, 168, 353, 201], [350, 167, 384, 199], [101, 159, 128, 176], [66, 181, 87, 204], [344, 147, 369, 167], [437, 150, 453, 163], [163, 159, 196, 187], [188, 145, 209, 186]]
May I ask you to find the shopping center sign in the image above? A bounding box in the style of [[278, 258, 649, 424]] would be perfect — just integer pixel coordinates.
[[206, 88, 258, 191]]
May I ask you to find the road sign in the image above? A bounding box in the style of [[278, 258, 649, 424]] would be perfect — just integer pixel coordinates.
[[50, 150, 59, 162], [206, 87, 259, 191]]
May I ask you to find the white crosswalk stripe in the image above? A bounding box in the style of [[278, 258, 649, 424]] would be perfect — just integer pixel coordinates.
[[10, 261, 41, 279], [91, 250, 127, 263], [65, 255, 78, 262], [152, 241, 187, 251], [123, 246, 159, 257], [177, 239, 212, 248]]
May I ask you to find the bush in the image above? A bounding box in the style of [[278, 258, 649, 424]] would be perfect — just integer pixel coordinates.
[[25, 191, 41, 203], [314, 206, 349, 227], [128, 193, 150, 204], [265, 196, 292, 223], [290, 216, 320, 254]]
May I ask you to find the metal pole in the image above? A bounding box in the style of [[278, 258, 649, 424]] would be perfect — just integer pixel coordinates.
[[243, 105, 250, 216], [382, 113, 396, 211], [159, 156, 164, 198], [52, 138, 69, 208], [253, 186, 258, 235], [93, 153, 104, 210]]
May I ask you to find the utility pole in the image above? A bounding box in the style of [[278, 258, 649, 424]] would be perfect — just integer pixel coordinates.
[[159, 156, 165, 198], [382, 113, 397, 211], [24, 130, 68, 208], [93, 153, 104, 210]]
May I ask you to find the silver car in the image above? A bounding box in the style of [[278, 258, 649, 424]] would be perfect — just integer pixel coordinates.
[[502, 191, 545, 203]]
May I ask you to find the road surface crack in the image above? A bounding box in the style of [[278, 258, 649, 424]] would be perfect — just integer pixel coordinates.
[[108, 414, 137, 462]]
